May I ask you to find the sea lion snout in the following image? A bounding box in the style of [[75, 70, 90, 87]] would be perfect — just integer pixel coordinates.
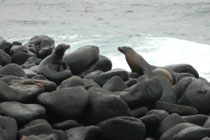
[[118, 47, 124, 53]]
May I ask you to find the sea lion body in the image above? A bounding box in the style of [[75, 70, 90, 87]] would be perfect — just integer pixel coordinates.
[[38, 44, 71, 84], [118, 46, 155, 75]]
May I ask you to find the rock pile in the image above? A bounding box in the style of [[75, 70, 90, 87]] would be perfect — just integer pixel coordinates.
[[0, 35, 210, 140]]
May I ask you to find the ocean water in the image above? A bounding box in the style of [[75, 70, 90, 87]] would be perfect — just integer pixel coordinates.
[[1, 0, 210, 80]]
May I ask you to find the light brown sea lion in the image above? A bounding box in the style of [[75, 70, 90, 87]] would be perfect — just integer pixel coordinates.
[[118, 46, 155, 75], [146, 68, 174, 85]]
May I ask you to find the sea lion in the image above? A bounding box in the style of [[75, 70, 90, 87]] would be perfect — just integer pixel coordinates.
[[118, 46, 155, 75], [64, 45, 99, 75], [10, 45, 36, 65], [165, 64, 199, 78], [146, 68, 174, 85], [38, 44, 71, 84], [24, 35, 55, 59]]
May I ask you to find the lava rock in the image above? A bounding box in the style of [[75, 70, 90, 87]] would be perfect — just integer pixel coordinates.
[[85, 68, 129, 87], [0, 101, 46, 125], [59, 76, 84, 89], [131, 107, 148, 118], [182, 114, 208, 126], [64, 45, 99, 75], [140, 114, 161, 136], [0, 63, 26, 77], [160, 123, 196, 140], [79, 55, 112, 77], [84, 87, 131, 124], [52, 120, 80, 130], [38, 86, 88, 119], [102, 76, 128, 92], [98, 116, 146, 140], [146, 109, 169, 121], [120, 77, 164, 109], [157, 113, 185, 136], [173, 126, 210, 140], [21, 56, 42, 69], [175, 77, 210, 113], [0, 50, 12, 66], [155, 101, 198, 116], [66, 125, 100, 140], [0, 115, 17, 140]]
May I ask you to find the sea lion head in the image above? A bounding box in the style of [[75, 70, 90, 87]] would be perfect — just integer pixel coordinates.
[[54, 44, 70, 57], [118, 46, 134, 54]]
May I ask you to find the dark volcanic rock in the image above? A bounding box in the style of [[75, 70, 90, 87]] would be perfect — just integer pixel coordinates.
[[21, 134, 58, 140], [38, 86, 88, 119], [66, 125, 100, 140], [21, 56, 42, 69], [160, 123, 196, 140], [0, 115, 17, 140], [18, 120, 53, 137], [85, 68, 129, 87], [0, 63, 26, 77], [52, 119, 80, 130], [0, 80, 21, 102], [64, 45, 99, 75], [98, 116, 145, 140], [0, 101, 46, 125], [204, 117, 210, 128], [175, 77, 210, 113], [0, 37, 12, 54], [0, 50, 12, 66], [146, 109, 169, 122], [156, 101, 198, 116], [120, 77, 164, 109], [85, 87, 131, 124], [131, 107, 148, 118], [24, 35, 55, 59], [83, 79, 100, 90], [79, 55, 112, 77], [140, 114, 161, 136], [157, 113, 185, 136], [182, 114, 208, 126], [59, 76, 84, 89], [102, 75, 128, 92], [173, 126, 210, 140]]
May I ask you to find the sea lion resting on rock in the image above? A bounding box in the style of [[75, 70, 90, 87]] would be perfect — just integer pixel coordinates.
[[38, 44, 72, 84], [118, 46, 199, 83]]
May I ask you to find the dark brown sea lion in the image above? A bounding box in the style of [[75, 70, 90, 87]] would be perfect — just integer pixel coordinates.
[[118, 46, 155, 75], [38, 44, 71, 84]]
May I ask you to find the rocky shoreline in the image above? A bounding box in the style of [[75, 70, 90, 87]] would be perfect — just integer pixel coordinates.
[[0, 35, 210, 140]]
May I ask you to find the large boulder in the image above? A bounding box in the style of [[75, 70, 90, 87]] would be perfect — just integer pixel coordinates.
[[175, 77, 210, 113], [0, 50, 12, 66], [38, 86, 88, 119], [84, 87, 131, 124], [98, 116, 146, 140], [0, 115, 17, 140], [79, 55, 112, 77], [66, 125, 100, 140], [0, 101, 46, 125], [64, 45, 99, 75], [120, 77, 164, 109], [0, 63, 26, 77]]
